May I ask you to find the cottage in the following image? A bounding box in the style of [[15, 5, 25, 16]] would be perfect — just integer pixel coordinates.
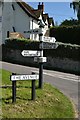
[[1, 0, 54, 44]]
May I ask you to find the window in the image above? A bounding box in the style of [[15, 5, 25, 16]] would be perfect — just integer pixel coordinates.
[[12, 27, 16, 32], [0, 16, 2, 22], [12, 4, 15, 11]]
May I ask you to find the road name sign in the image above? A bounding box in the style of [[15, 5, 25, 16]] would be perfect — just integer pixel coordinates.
[[39, 42, 58, 49], [24, 28, 43, 34], [34, 57, 47, 63], [21, 50, 40, 57], [11, 74, 39, 81], [43, 36, 56, 43]]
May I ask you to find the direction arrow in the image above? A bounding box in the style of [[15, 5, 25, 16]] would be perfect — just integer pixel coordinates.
[[34, 57, 47, 63], [39, 42, 58, 49], [11, 74, 39, 81], [43, 36, 56, 43], [21, 50, 40, 57]]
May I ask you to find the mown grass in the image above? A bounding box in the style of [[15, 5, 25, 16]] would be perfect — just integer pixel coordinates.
[[1, 69, 75, 118]]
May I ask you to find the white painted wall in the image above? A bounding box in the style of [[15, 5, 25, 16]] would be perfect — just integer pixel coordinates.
[[2, 1, 31, 43], [29, 18, 39, 40], [2, 1, 50, 44], [2, 1, 41, 44], [38, 14, 49, 37], [2, 2, 14, 44], [12, 2, 30, 38], [43, 19, 48, 36]]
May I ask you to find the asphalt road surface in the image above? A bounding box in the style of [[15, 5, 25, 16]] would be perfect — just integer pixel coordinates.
[[1, 61, 80, 115]]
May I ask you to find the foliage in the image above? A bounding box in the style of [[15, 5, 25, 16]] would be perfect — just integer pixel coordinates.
[[70, 1, 80, 20], [1, 69, 75, 118], [50, 25, 80, 45], [60, 19, 80, 26], [44, 42, 80, 61], [5, 38, 40, 50], [2, 40, 80, 61]]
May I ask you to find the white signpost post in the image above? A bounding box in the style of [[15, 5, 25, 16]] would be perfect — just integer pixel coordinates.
[[21, 50, 40, 57]]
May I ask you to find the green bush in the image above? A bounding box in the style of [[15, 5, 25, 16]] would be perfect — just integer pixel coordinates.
[[60, 19, 80, 26], [50, 25, 80, 45], [5, 38, 40, 50], [3, 39, 80, 61], [44, 42, 80, 61]]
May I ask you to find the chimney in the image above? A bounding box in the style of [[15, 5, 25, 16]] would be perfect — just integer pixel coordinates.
[[38, 2, 44, 13]]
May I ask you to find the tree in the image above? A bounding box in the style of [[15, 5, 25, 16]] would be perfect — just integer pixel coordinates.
[[60, 19, 80, 26], [70, 0, 80, 20]]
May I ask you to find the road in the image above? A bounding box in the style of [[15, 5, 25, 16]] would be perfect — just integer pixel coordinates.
[[1, 61, 79, 114]]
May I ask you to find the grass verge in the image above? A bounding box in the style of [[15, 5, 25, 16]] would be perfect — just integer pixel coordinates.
[[1, 69, 75, 118]]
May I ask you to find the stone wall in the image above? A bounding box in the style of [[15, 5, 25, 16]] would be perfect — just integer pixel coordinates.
[[46, 57, 80, 73], [2, 48, 80, 75]]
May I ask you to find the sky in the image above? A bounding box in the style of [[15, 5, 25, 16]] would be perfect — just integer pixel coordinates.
[[23, 1, 77, 25]]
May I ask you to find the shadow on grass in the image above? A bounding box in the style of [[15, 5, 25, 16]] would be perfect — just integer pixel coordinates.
[[16, 96, 33, 101], [2, 97, 12, 104], [1, 85, 39, 89], [16, 85, 39, 89], [2, 94, 35, 104], [2, 84, 39, 104]]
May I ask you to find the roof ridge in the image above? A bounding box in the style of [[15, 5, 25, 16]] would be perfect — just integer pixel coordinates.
[[16, 0, 39, 21]]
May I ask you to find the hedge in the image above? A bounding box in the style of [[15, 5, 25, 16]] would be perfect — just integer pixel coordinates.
[[50, 25, 80, 45], [44, 42, 80, 61], [60, 19, 80, 26], [5, 38, 40, 50], [2, 39, 80, 61]]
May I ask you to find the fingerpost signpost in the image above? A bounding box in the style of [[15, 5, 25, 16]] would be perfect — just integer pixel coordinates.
[[10, 20, 58, 103], [21, 20, 58, 89]]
